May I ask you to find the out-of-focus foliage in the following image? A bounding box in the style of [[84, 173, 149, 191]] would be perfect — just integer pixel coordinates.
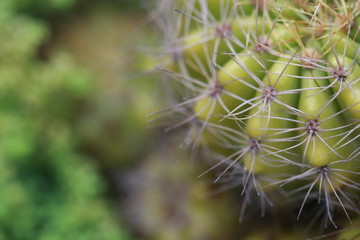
[[49, 3, 161, 167], [77, 76, 158, 167], [124, 143, 240, 240], [0, 2, 132, 239], [10, 0, 77, 17]]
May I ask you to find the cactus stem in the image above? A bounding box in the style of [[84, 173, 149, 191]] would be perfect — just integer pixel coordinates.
[[155, 0, 360, 228], [333, 122, 360, 150]]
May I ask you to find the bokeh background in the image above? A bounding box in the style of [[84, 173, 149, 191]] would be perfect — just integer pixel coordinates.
[[0, 0, 247, 239]]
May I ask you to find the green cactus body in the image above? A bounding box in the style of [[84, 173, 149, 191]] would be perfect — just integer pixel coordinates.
[[155, 0, 360, 231], [298, 69, 350, 167], [242, 57, 300, 176], [322, 32, 360, 62], [328, 55, 360, 119], [193, 50, 274, 122], [350, 16, 360, 43]]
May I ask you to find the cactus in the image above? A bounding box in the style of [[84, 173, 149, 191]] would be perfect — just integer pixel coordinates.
[[154, 0, 360, 232]]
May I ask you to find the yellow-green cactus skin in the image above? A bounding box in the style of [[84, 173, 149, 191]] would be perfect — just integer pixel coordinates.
[[155, 0, 360, 232]]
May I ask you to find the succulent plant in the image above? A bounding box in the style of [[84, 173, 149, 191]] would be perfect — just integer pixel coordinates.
[[154, 0, 360, 231]]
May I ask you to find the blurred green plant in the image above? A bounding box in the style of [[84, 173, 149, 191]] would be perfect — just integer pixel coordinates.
[[123, 143, 240, 240], [47, 2, 162, 168], [0, 1, 133, 239], [10, 0, 77, 17]]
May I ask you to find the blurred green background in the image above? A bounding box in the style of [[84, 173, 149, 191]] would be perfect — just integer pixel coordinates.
[[0, 0, 161, 239]]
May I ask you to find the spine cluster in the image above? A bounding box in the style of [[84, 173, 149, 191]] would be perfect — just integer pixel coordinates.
[[154, 0, 360, 231]]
